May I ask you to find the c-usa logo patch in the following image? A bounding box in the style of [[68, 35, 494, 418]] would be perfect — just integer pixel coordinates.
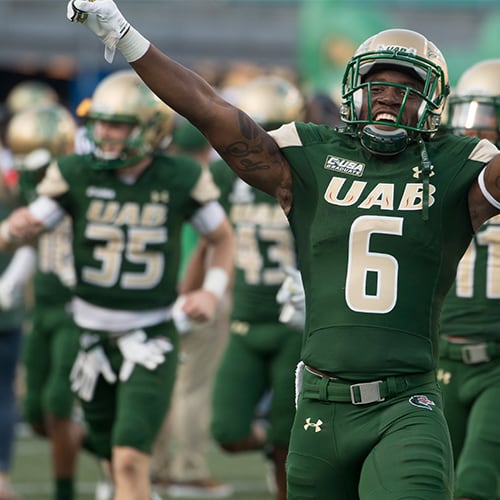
[[323, 155, 365, 177], [409, 394, 435, 411]]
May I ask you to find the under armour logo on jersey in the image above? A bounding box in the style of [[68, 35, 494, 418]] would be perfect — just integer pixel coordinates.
[[412, 165, 435, 179], [409, 394, 435, 411], [304, 417, 323, 432], [151, 190, 169, 203]]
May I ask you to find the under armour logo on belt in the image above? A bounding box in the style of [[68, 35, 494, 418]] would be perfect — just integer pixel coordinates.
[[304, 417, 323, 432]]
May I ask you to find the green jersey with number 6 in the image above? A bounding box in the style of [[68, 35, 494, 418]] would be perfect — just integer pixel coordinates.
[[36, 152, 218, 311], [269, 123, 497, 379], [210, 160, 297, 321]]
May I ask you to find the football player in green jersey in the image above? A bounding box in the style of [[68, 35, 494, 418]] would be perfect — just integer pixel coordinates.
[[0, 69, 234, 500], [439, 59, 500, 500], [5, 103, 83, 500], [209, 75, 303, 500], [67, 2, 500, 498]]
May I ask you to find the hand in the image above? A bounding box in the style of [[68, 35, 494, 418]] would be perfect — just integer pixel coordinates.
[[3, 208, 44, 244], [182, 289, 218, 322], [70, 339, 116, 402], [117, 330, 173, 382], [276, 267, 306, 331], [67, 0, 130, 63], [172, 295, 193, 334], [171, 290, 218, 334]]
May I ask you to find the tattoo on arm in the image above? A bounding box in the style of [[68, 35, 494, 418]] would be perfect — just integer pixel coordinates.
[[223, 111, 276, 173]]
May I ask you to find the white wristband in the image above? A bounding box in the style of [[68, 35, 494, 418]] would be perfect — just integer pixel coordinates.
[[478, 167, 500, 210], [117, 26, 150, 63], [202, 267, 229, 300], [0, 221, 14, 244]]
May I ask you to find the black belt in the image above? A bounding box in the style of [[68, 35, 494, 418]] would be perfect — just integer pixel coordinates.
[[302, 365, 436, 405], [439, 337, 500, 364]]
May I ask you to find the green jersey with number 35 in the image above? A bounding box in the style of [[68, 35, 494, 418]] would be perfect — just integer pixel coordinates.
[[269, 123, 497, 378], [36, 152, 218, 311]]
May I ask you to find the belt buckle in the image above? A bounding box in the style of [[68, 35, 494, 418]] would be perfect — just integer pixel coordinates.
[[349, 380, 384, 405], [461, 343, 490, 364]]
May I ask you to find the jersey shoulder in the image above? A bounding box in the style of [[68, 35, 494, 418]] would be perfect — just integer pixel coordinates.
[[269, 121, 344, 149]]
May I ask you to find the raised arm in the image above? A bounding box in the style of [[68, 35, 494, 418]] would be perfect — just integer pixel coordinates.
[[468, 149, 500, 231], [67, 0, 293, 213]]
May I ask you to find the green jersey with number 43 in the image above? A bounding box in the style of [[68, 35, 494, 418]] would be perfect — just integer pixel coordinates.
[[210, 160, 297, 321], [36, 152, 218, 311], [269, 123, 498, 378]]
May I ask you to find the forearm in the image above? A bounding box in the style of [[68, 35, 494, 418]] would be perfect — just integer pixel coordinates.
[[130, 44, 248, 172], [131, 45, 223, 130], [203, 219, 235, 278], [174, 221, 233, 327], [178, 239, 209, 294]]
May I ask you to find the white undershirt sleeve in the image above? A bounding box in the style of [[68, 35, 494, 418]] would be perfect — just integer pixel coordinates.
[[28, 196, 66, 230], [189, 200, 225, 235]]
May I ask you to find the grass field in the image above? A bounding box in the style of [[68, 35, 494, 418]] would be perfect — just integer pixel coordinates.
[[10, 425, 275, 500]]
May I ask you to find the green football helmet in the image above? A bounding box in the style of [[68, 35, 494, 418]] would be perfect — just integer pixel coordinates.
[[446, 59, 500, 147], [341, 28, 450, 155], [86, 70, 175, 169]]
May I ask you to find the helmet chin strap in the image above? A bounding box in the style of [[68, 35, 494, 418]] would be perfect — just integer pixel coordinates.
[[359, 125, 409, 156]]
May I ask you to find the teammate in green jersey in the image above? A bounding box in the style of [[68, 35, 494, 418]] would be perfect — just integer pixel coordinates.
[[0, 69, 234, 500], [439, 59, 500, 500], [209, 75, 303, 500], [67, 2, 500, 498], [4, 103, 83, 500]]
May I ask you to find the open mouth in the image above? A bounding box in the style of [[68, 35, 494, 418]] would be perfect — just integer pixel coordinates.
[[374, 112, 398, 123]]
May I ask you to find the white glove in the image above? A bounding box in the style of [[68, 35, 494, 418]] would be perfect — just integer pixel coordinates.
[[172, 295, 193, 334], [67, 0, 130, 63], [70, 336, 117, 402], [117, 330, 173, 382], [294, 360, 305, 409], [276, 267, 306, 331]]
